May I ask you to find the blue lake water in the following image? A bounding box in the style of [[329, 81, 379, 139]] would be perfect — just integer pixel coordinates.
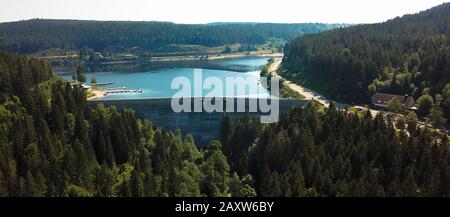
[[57, 57, 271, 100], [54, 56, 310, 146]]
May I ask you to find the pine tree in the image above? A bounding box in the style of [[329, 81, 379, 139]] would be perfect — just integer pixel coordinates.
[[76, 67, 86, 83], [201, 141, 230, 197], [229, 172, 241, 197], [405, 111, 418, 133], [91, 77, 97, 85], [417, 95, 434, 117], [0, 169, 8, 196], [220, 114, 233, 154], [239, 174, 256, 197], [386, 97, 403, 113], [428, 104, 447, 129], [402, 166, 418, 196]]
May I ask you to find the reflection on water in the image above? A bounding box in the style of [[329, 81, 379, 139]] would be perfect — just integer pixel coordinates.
[[57, 57, 272, 100]]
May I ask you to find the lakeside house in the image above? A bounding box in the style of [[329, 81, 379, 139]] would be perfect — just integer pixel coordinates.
[[371, 93, 417, 110]]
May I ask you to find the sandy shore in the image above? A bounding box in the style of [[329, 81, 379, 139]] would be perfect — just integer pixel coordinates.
[[87, 89, 107, 101]]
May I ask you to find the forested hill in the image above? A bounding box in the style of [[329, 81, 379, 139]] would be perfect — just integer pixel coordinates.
[[221, 103, 450, 196], [281, 3, 450, 110], [0, 19, 339, 54], [206, 22, 346, 39], [0, 50, 255, 197], [1, 50, 449, 197]]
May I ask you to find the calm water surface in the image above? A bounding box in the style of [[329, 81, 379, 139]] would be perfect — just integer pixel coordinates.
[[57, 57, 271, 100]]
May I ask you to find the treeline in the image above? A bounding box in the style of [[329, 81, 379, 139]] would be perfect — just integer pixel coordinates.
[[0, 19, 338, 54], [281, 3, 450, 121], [2, 50, 448, 197], [0, 51, 255, 196], [221, 103, 450, 196]]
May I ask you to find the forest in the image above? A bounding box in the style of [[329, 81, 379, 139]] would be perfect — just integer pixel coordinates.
[[0, 20, 340, 54], [220, 103, 450, 196], [0, 50, 449, 197], [281, 3, 450, 122], [0, 51, 255, 196]]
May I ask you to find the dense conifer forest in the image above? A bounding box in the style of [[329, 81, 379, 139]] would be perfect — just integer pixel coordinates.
[[0, 51, 255, 196], [0, 50, 449, 197], [281, 3, 450, 122], [0, 20, 338, 54], [220, 103, 450, 196], [1, 3, 450, 197]]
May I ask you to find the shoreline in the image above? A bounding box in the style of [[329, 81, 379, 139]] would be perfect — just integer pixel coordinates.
[[53, 52, 284, 72], [268, 60, 330, 106], [149, 52, 283, 62], [40, 51, 283, 64], [87, 89, 107, 101], [85, 54, 283, 101], [268, 60, 381, 116]]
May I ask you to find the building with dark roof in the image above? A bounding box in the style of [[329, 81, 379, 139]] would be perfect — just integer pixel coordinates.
[[371, 93, 416, 110]]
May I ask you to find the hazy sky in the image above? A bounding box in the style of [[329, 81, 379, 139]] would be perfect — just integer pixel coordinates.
[[0, 0, 448, 24]]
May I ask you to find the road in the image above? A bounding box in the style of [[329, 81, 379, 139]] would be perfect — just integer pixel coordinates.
[[268, 60, 449, 136], [268, 59, 380, 116], [268, 59, 330, 106]]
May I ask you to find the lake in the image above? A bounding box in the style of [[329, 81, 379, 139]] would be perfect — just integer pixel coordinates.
[[57, 57, 272, 100], [58, 57, 306, 146]]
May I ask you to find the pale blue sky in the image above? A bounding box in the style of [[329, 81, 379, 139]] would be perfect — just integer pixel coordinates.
[[0, 0, 448, 24]]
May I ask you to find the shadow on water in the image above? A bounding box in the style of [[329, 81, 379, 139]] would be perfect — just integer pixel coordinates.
[[89, 97, 307, 147], [67, 58, 268, 73]]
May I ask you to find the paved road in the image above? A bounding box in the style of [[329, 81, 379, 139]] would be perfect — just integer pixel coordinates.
[[268, 59, 380, 116], [267, 60, 450, 136], [269, 59, 330, 106]]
